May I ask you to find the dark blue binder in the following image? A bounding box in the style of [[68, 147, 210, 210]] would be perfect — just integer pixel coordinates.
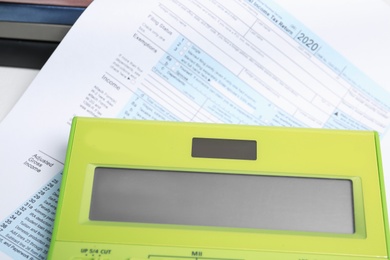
[[0, 2, 86, 25]]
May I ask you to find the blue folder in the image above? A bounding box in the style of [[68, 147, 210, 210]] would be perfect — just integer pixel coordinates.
[[0, 3, 85, 25]]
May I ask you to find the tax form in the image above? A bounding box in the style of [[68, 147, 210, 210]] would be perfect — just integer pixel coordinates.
[[1, 0, 390, 259]]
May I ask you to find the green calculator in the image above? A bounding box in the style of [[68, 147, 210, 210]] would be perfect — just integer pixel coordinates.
[[48, 117, 390, 259]]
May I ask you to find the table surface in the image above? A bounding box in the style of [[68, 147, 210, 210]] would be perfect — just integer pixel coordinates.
[[0, 66, 39, 122]]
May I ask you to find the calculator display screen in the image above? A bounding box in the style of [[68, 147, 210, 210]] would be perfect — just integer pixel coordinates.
[[90, 167, 354, 234]]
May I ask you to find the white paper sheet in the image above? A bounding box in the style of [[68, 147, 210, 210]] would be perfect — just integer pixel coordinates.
[[1, 0, 389, 259]]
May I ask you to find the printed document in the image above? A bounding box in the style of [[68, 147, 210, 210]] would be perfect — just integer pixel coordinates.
[[0, 0, 389, 259]]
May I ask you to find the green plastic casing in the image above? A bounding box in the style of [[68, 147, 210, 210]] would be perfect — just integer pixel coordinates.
[[48, 117, 390, 259]]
